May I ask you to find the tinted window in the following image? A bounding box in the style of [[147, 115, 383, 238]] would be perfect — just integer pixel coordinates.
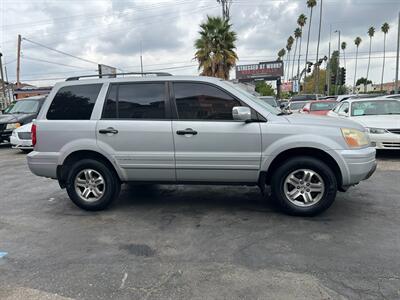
[[310, 102, 337, 111], [47, 84, 101, 120], [174, 83, 240, 120], [102, 83, 166, 119]]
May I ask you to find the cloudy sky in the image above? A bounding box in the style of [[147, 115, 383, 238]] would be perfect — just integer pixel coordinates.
[[0, 0, 399, 87]]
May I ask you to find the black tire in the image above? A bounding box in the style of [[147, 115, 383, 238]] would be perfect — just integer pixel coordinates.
[[65, 159, 121, 211], [270, 156, 337, 216]]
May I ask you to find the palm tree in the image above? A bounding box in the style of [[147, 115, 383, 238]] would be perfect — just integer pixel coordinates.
[[304, 0, 317, 77], [296, 14, 307, 79], [194, 16, 238, 79], [277, 48, 286, 61], [286, 36, 294, 81], [380, 22, 390, 91], [291, 27, 302, 79], [341, 41, 347, 68], [353, 37, 362, 92], [365, 26, 375, 92]]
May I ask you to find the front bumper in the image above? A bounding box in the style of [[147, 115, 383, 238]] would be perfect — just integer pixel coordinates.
[[0, 129, 12, 143], [335, 146, 377, 187], [370, 133, 400, 150]]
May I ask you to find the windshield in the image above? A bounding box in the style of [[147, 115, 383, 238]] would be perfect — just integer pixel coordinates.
[[258, 97, 277, 107], [291, 94, 316, 101], [224, 81, 280, 115], [290, 102, 307, 110], [6, 100, 39, 114], [310, 101, 337, 111], [351, 100, 400, 116]]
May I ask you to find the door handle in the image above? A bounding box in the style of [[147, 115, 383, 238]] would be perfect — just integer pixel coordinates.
[[176, 128, 198, 135], [99, 127, 118, 134]]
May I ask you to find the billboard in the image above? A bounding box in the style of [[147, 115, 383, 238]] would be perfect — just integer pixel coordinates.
[[236, 61, 284, 81], [98, 64, 117, 78]]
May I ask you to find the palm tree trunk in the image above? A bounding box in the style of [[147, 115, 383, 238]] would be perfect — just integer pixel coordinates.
[[381, 34, 387, 91], [353, 47, 359, 93], [286, 51, 291, 81], [366, 37, 372, 93], [297, 36, 303, 80], [304, 8, 314, 81], [343, 49, 346, 69], [291, 39, 298, 80]]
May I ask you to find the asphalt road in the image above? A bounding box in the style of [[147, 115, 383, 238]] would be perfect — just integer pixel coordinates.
[[0, 146, 399, 299]]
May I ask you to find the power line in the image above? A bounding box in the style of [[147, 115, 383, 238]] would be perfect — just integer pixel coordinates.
[[22, 37, 99, 65], [22, 56, 94, 69]]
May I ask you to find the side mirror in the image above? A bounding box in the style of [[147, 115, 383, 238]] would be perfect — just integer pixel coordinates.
[[302, 107, 310, 113], [344, 108, 349, 114], [232, 106, 251, 122], [280, 103, 286, 109]]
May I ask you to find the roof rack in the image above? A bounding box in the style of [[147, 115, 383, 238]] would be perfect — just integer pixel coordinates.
[[65, 72, 172, 81]]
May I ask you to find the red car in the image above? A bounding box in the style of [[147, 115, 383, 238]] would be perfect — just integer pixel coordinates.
[[301, 100, 338, 115]]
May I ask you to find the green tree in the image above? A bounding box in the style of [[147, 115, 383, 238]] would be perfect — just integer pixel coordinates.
[[296, 14, 307, 79], [380, 22, 390, 90], [255, 81, 275, 96], [304, 0, 317, 79], [291, 27, 302, 79], [353, 36, 362, 92], [366, 26, 375, 92], [277, 48, 286, 61], [194, 16, 238, 80], [285, 36, 294, 81], [356, 77, 372, 86], [341, 41, 347, 68]]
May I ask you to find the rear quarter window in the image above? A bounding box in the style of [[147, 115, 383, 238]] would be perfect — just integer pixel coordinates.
[[46, 84, 102, 120]]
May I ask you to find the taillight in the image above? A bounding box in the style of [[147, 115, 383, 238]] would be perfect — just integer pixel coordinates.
[[32, 124, 37, 146]]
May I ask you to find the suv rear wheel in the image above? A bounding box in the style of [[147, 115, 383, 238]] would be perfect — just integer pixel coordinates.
[[270, 156, 337, 216], [66, 159, 121, 211]]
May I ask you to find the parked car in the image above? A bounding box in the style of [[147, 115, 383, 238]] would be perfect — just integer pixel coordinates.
[[257, 96, 280, 108], [28, 73, 376, 216], [327, 98, 400, 150], [337, 94, 384, 102], [288, 101, 309, 113], [301, 100, 338, 115], [290, 94, 321, 102], [0, 96, 46, 144], [10, 122, 33, 152]]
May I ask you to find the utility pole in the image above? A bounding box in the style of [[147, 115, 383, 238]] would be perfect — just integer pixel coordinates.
[[0, 53, 7, 109], [314, 0, 323, 94], [5, 66, 12, 105], [334, 30, 341, 95], [16, 34, 22, 88], [140, 41, 143, 75], [395, 12, 400, 94]]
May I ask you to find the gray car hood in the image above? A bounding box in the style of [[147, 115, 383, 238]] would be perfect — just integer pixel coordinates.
[[283, 113, 365, 131], [0, 113, 33, 124]]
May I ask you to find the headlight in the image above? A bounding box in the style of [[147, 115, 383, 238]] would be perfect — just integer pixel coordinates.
[[366, 127, 388, 134], [6, 123, 21, 130], [341, 128, 370, 148]]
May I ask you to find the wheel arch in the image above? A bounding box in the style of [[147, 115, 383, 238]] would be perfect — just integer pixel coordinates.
[[260, 147, 343, 189], [57, 150, 122, 188]]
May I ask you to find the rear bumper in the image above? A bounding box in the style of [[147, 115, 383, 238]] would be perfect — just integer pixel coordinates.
[[10, 135, 33, 149], [27, 151, 58, 179], [336, 147, 377, 187]]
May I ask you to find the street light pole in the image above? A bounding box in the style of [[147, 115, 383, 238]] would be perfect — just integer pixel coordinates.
[[395, 11, 400, 94], [326, 25, 332, 95], [314, 0, 323, 94], [334, 30, 341, 95]]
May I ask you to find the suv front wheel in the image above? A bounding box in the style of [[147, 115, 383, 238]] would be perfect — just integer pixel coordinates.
[[66, 159, 121, 211], [270, 156, 337, 216]]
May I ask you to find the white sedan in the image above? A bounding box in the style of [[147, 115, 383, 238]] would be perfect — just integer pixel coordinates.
[[327, 98, 400, 150], [10, 122, 33, 152]]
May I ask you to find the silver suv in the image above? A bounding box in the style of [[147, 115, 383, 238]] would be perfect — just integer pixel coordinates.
[[27, 73, 376, 216]]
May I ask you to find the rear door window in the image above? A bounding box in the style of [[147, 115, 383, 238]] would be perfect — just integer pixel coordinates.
[[102, 83, 167, 119], [47, 84, 102, 120]]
